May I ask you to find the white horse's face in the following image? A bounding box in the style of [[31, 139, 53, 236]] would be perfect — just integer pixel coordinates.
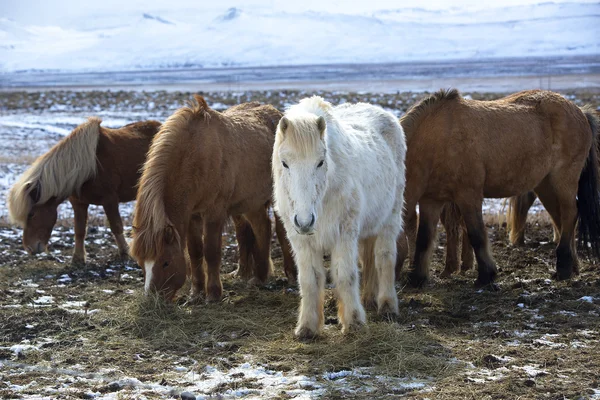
[[276, 115, 328, 235]]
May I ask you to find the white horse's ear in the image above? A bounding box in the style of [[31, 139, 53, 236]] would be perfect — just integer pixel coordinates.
[[316, 116, 326, 138], [279, 117, 289, 135]]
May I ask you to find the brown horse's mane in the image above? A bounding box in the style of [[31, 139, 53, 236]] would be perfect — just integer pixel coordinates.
[[7, 117, 101, 226], [130, 95, 210, 260], [401, 88, 460, 139]]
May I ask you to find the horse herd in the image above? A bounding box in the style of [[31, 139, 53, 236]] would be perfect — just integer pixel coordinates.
[[7, 88, 600, 339]]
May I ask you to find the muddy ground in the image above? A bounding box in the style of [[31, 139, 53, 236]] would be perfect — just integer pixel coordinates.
[[0, 89, 599, 399]]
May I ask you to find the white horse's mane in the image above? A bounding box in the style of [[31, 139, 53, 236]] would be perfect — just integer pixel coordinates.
[[7, 117, 101, 226]]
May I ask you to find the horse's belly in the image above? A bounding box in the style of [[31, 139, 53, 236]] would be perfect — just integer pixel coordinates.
[[483, 162, 551, 198]]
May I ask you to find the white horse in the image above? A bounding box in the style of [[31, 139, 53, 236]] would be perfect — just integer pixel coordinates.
[[272, 96, 406, 339]]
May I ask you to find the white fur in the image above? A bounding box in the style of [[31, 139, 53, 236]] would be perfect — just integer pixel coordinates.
[[144, 260, 155, 293], [273, 96, 406, 337]]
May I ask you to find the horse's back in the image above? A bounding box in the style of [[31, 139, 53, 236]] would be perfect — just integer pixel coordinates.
[[333, 102, 405, 158], [223, 102, 282, 135], [89, 121, 161, 203]]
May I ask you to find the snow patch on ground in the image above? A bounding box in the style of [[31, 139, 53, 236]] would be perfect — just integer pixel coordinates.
[[0, 360, 432, 399]]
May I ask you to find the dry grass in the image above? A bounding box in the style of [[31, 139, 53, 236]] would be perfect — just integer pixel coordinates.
[[99, 281, 453, 381]]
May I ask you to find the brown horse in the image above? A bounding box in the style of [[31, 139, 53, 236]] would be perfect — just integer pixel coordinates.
[[397, 89, 600, 287], [7, 118, 161, 264], [130, 96, 295, 301]]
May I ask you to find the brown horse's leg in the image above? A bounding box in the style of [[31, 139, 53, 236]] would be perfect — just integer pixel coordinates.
[[440, 203, 461, 278], [460, 225, 475, 273], [556, 199, 579, 280], [534, 182, 563, 244], [103, 200, 128, 259], [232, 215, 255, 281], [508, 192, 537, 246], [457, 199, 498, 288], [408, 199, 443, 287], [244, 207, 273, 284], [396, 204, 417, 280], [203, 217, 225, 302], [547, 184, 579, 280], [187, 215, 205, 299], [71, 199, 89, 265], [275, 213, 297, 284]]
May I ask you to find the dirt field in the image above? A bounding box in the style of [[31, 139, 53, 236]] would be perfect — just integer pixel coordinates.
[[1, 89, 599, 399]]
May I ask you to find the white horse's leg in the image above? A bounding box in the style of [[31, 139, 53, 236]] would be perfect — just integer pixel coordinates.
[[295, 242, 325, 339], [331, 237, 366, 333]]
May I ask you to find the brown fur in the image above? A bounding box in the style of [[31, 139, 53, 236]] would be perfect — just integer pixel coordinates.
[[8, 118, 161, 263], [130, 96, 295, 301], [397, 89, 597, 286]]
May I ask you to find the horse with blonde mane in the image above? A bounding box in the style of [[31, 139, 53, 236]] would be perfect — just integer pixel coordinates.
[[130, 96, 295, 301], [7, 118, 161, 264], [273, 96, 406, 339], [397, 89, 600, 287]]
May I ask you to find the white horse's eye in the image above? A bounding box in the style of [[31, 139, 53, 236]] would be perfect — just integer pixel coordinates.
[[282, 161, 289, 169], [317, 160, 324, 168]]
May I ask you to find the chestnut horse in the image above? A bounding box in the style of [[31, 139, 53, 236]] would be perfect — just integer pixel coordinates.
[[7, 118, 161, 264], [130, 96, 294, 301], [397, 89, 600, 287]]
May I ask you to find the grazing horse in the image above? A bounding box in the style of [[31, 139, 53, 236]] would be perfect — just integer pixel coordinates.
[[130, 96, 295, 301], [397, 89, 600, 287], [7, 118, 161, 264], [273, 97, 406, 339]]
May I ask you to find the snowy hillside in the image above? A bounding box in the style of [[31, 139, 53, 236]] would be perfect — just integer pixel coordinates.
[[0, 1, 598, 72]]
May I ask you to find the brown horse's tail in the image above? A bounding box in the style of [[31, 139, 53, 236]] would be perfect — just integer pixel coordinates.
[[577, 106, 600, 258], [507, 191, 536, 246]]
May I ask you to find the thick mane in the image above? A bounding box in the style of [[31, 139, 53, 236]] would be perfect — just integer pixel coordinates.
[[7, 117, 101, 226], [281, 96, 332, 155], [130, 95, 209, 260], [400, 88, 460, 138]]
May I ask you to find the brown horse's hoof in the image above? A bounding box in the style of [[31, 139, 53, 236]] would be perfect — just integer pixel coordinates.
[[205, 285, 223, 303], [71, 256, 86, 267], [474, 280, 500, 291], [440, 269, 454, 279], [554, 268, 573, 281], [407, 271, 428, 288], [460, 264, 474, 274]]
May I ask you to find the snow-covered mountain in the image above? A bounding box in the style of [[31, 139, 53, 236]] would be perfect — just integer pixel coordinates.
[[0, 1, 598, 73]]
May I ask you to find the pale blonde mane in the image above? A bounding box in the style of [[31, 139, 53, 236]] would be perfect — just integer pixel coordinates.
[[279, 96, 332, 155], [7, 117, 101, 226], [130, 95, 210, 260]]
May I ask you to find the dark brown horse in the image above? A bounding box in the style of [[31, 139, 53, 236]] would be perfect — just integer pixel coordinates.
[[130, 96, 295, 301], [397, 89, 600, 287], [8, 118, 161, 265]]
